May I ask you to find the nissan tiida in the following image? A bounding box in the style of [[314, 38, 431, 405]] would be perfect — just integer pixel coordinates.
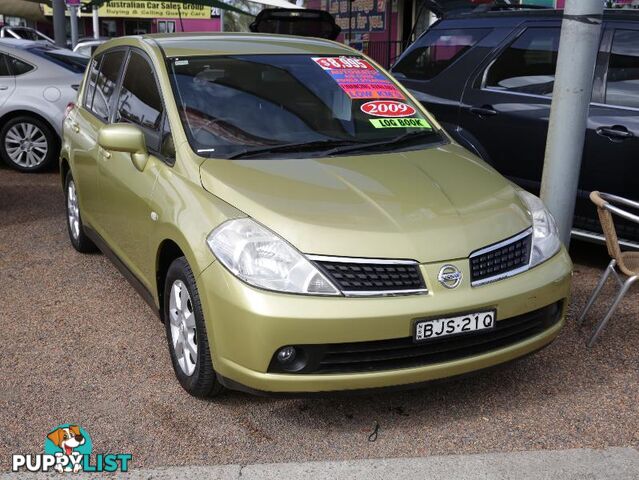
[[61, 34, 572, 397]]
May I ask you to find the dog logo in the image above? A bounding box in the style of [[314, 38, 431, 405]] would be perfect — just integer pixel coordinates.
[[44, 424, 92, 473]]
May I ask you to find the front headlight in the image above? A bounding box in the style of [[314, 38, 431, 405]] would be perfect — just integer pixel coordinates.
[[206, 218, 340, 295], [517, 191, 561, 267]]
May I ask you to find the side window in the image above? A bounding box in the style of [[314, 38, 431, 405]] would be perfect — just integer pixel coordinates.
[[6, 55, 34, 75], [83, 55, 102, 111], [91, 50, 125, 121], [0, 54, 10, 76], [393, 29, 490, 80], [485, 27, 560, 96], [605, 29, 639, 109], [115, 51, 164, 150]]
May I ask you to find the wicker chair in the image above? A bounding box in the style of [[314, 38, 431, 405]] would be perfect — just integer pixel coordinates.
[[578, 191, 639, 346]]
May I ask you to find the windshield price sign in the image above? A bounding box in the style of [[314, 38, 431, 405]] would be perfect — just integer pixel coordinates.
[[361, 101, 416, 117], [312, 56, 405, 100]]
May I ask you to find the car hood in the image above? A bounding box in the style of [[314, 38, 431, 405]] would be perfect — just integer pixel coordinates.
[[199, 144, 531, 263]]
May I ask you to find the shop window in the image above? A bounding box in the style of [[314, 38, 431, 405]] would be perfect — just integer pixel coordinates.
[[605, 29, 639, 109], [485, 27, 560, 96], [158, 21, 176, 33], [393, 28, 490, 80]]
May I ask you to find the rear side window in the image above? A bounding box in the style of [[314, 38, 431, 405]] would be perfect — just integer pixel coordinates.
[[0, 54, 9, 76], [28, 47, 88, 73], [91, 50, 125, 121], [485, 27, 560, 96], [393, 28, 490, 80], [115, 51, 164, 149], [6, 55, 33, 75], [83, 55, 102, 111], [605, 29, 639, 109]]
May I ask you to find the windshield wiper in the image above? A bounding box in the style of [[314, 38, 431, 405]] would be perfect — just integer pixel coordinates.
[[323, 130, 443, 156], [227, 139, 362, 159]]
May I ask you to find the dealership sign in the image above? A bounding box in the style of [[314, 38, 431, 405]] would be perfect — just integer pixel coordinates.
[[44, 1, 211, 19]]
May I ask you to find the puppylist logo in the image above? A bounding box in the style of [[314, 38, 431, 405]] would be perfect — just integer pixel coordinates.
[[12, 424, 132, 473]]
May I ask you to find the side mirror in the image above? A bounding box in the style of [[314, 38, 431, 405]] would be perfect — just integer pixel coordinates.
[[98, 123, 149, 172]]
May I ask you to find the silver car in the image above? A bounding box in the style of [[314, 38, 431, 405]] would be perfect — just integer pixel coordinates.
[[0, 39, 87, 172]]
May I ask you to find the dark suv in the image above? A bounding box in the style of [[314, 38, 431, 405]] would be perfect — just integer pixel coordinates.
[[391, 8, 639, 246]]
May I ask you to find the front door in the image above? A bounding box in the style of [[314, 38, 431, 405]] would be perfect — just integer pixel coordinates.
[[96, 49, 165, 289], [579, 25, 639, 242]]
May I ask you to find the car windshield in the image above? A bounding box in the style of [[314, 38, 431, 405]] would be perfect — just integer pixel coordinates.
[[168, 54, 443, 159], [28, 46, 88, 73]]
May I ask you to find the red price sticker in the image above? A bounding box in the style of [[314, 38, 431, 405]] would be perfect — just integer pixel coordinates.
[[361, 101, 416, 118]]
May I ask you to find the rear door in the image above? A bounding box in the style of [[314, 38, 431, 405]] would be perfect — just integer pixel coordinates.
[[70, 49, 126, 228], [458, 23, 563, 192], [579, 24, 639, 243], [0, 53, 16, 108]]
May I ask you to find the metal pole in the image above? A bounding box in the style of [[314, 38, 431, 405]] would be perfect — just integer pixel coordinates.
[[539, 0, 604, 246], [52, 0, 67, 47], [92, 5, 100, 39], [348, 0, 353, 45], [69, 4, 79, 48]]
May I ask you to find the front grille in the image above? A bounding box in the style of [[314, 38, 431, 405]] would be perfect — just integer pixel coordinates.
[[470, 229, 532, 285], [312, 259, 426, 295], [268, 301, 563, 374]]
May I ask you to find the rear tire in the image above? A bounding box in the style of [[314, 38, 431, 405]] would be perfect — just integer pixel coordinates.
[[0, 115, 58, 172], [64, 172, 97, 253], [164, 257, 224, 398]]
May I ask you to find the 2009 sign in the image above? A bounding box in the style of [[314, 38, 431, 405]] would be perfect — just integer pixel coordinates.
[[361, 101, 416, 118]]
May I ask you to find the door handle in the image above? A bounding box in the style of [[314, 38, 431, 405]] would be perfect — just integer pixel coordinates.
[[0, 85, 8, 91], [469, 105, 498, 117], [596, 125, 633, 141]]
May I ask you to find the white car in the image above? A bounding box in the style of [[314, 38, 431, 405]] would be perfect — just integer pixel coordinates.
[[0, 39, 87, 171]]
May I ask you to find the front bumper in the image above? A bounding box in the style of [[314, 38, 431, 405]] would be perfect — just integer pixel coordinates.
[[197, 248, 572, 393]]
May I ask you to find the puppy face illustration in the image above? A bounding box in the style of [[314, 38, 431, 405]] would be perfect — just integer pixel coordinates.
[[47, 426, 85, 456]]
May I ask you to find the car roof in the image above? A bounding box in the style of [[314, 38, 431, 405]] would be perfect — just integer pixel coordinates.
[[439, 7, 639, 26], [0, 38, 47, 49], [139, 32, 355, 58]]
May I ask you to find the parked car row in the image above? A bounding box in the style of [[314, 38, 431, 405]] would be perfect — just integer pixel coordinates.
[[391, 8, 639, 245], [0, 39, 87, 172]]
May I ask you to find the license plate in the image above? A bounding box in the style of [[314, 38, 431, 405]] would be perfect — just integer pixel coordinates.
[[414, 310, 496, 342]]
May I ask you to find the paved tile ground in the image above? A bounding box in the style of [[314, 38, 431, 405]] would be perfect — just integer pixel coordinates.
[[1, 168, 637, 471]]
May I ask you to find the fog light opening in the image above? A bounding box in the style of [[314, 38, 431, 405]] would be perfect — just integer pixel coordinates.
[[277, 346, 297, 364]]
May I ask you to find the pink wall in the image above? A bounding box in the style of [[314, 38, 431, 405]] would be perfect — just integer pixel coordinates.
[[158, 18, 221, 33]]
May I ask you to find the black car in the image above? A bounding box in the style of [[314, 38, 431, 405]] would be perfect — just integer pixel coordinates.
[[391, 8, 639, 246], [249, 8, 341, 40]]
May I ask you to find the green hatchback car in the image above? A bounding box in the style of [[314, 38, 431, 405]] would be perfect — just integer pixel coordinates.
[[61, 33, 572, 397]]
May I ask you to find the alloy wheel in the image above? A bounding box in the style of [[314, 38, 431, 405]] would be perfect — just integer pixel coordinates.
[[169, 279, 198, 376], [67, 179, 80, 241], [4, 122, 48, 168]]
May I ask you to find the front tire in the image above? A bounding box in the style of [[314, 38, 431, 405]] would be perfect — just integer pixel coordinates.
[[65, 172, 97, 253], [0, 116, 58, 172], [164, 257, 224, 398]]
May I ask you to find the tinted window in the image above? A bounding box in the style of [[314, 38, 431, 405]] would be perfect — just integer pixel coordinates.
[[0, 54, 9, 76], [28, 47, 88, 73], [6, 55, 33, 75], [605, 29, 639, 109], [91, 50, 125, 121], [170, 54, 441, 158], [115, 51, 163, 142], [393, 29, 490, 80], [84, 55, 101, 111], [486, 28, 560, 96]]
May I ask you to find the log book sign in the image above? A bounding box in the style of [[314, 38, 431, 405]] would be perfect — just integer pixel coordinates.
[[326, 0, 386, 33]]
